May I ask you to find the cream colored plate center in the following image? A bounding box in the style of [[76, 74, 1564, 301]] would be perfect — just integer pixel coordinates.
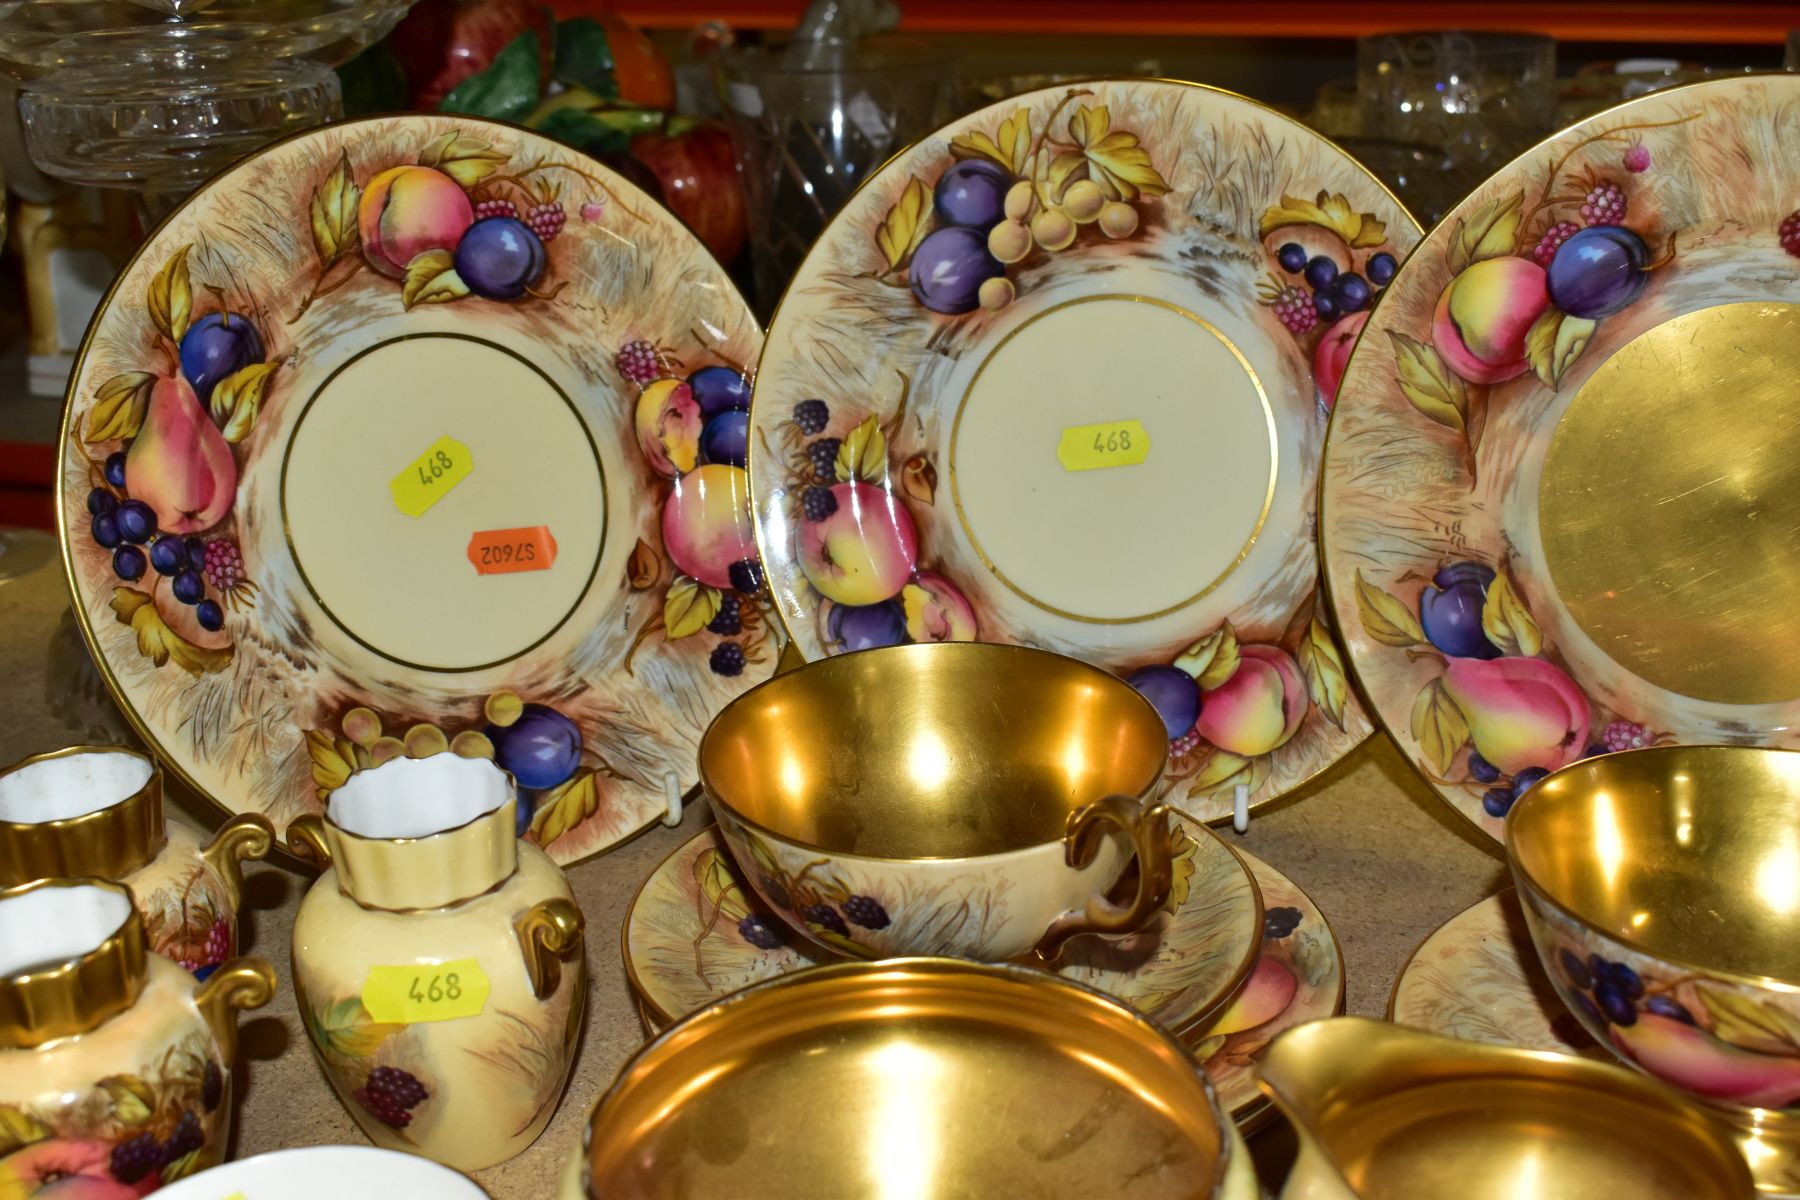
[[950, 295, 1276, 624], [283, 334, 605, 672]]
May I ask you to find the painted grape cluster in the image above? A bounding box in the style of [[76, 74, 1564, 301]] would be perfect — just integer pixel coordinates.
[[615, 341, 766, 678], [871, 90, 1170, 315]]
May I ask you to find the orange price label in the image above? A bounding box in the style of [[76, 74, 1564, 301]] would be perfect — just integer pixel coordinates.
[[468, 526, 556, 575]]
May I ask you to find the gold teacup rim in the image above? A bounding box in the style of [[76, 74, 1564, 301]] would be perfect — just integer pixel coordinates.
[[0, 743, 157, 828], [1507, 747, 1800, 994], [698, 642, 1169, 862]]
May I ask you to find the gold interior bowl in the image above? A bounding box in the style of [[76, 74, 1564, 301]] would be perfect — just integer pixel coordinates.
[[1508, 745, 1800, 1192], [698, 643, 1258, 966], [577, 958, 1256, 1199], [1258, 1017, 1754, 1198]]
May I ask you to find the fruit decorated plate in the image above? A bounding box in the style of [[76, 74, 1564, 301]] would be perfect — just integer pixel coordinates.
[[57, 115, 772, 864], [749, 80, 1420, 821], [1322, 74, 1800, 841]]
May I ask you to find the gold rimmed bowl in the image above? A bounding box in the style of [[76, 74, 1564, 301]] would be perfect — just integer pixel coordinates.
[[698, 641, 1260, 966], [1258, 1017, 1754, 1198], [571, 958, 1257, 1200], [1508, 744, 1800, 1191]]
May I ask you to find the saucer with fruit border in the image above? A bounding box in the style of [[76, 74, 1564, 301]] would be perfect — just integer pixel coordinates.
[[625, 825, 1342, 1124], [1321, 74, 1800, 844], [748, 79, 1421, 824], [58, 114, 772, 865]]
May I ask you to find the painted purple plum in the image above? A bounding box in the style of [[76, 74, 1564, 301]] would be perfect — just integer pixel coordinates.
[[797, 482, 918, 605], [1419, 561, 1501, 659], [688, 365, 751, 418], [358, 164, 474, 278], [1546, 226, 1650, 319], [453, 216, 545, 300], [825, 600, 909, 652], [1127, 665, 1201, 742], [663, 464, 758, 589], [178, 312, 264, 403], [1611, 1012, 1800, 1109], [486, 703, 581, 791], [634, 378, 702, 477], [1431, 256, 1549, 384], [933, 159, 1010, 230], [1194, 645, 1307, 758], [699, 410, 749, 467], [1443, 655, 1590, 775], [910, 227, 1005, 315], [901, 571, 977, 643]]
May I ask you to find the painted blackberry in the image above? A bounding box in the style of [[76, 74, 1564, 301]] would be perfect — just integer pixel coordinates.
[[1532, 220, 1580, 268], [110, 1133, 161, 1183], [758, 875, 791, 909], [738, 914, 785, 949], [1580, 181, 1626, 226], [1263, 906, 1303, 940], [806, 437, 842, 481], [1267, 283, 1317, 335], [841, 895, 890, 930], [356, 1066, 427, 1128], [474, 199, 519, 221], [201, 1059, 224, 1111], [160, 1111, 204, 1164], [793, 398, 829, 435], [201, 539, 245, 594], [802, 904, 849, 937], [526, 201, 566, 242], [728, 558, 765, 595], [1782, 210, 1800, 258], [708, 595, 743, 635], [801, 486, 838, 522], [616, 340, 664, 386], [1623, 143, 1651, 173], [710, 642, 746, 676]]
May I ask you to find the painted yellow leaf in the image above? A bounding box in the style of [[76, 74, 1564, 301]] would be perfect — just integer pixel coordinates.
[[311, 997, 403, 1059], [1297, 617, 1350, 730], [694, 847, 751, 923], [401, 249, 470, 309], [0, 1106, 49, 1155], [875, 176, 932, 270], [530, 770, 598, 846], [1526, 308, 1596, 388], [210, 361, 279, 443], [85, 372, 156, 443], [1481, 570, 1542, 657], [900, 453, 936, 505], [305, 729, 353, 793], [1696, 987, 1800, 1056], [1064, 105, 1168, 201], [1258, 190, 1387, 249], [1446, 190, 1524, 275], [1173, 622, 1239, 687], [1163, 823, 1199, 914], [949, 108, 1032, 175], [99, 1075, 155, 1125], [1354, 570, 1424, 647], [1410, 679, 1470, 776], [418, 131, 507, 188], [1389, 331, 1468, 435], [308, 149, 361, 264], [1187, 749, 1250, 796], [146, 245, 194, 342], [109, 587, 232, 675], [627, 537, 660, 590], [835, 415, 887, 484], [664, 575, 723, 640]]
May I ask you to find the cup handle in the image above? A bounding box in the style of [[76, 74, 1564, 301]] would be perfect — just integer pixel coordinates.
[[285, 814, 331, 871], [515, 898, 585, 1000], [1036, 794, 1174, 963], [199, 813, 274, 906], [193, 957, 276, 1065]]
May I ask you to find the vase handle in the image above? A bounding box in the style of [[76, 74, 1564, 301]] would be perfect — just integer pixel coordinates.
[[515, 898, 584, 1000], [199, 813, 274, 906], [285, 814, 331, 871], [193, 957, 276, 1065]]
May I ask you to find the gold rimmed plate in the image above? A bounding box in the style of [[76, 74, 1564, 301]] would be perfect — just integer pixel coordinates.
[[58, 115, 771, 864], [1322, 74, 1800, 842], [749, 79, 1420, 821]]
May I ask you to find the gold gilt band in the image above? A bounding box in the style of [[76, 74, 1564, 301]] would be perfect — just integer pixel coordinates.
[[0, 745, 165, 885], [0, 877, 147, 1048]]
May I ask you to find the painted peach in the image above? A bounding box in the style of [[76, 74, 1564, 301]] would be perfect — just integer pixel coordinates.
[[1443, 655, 1590, 775], [1611, 1013, 1800, 1109], [797, 483, 918, 606], [1313, 310, 1368, 409], [0, 1139, 146, 1198], [633, 378, 701, 477], [1205, 956, 1297, 1039], [124, 375, 236, 534], [1431, 256, 1550, 384], [662, 464, 756, 589], [1194, 645, 1307, 758], [358, 165, 475, 278], [902, 571, 977, 643]]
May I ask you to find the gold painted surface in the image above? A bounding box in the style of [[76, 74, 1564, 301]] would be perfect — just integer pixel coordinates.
[[698, 642, 1167, 859], [1540, 302, 1800, 706], [1259, 1017, 1754, 1199], [586, 959, 1234, 1200], [0, 745, 164, 883], [1509, 744, 1800, 986], [0, 878, 147, 1047]]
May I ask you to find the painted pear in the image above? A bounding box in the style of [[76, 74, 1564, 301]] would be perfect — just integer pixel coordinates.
[[124, 375, 237, 534], [1612, 1012, 1800, 1108]]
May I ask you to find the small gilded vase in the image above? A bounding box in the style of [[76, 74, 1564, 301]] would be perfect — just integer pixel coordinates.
[[0, 746, 273, 978], [0, 877, 275, 1195], [287, 753, 586, 1172]]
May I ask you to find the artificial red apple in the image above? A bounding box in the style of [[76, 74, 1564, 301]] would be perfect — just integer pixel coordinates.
[[630, 121, 748, 265], [387, 0, 553, 111]]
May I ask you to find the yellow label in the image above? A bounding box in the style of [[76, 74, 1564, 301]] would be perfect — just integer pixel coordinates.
[[361, 958, 490, 1024], [1056, 420, 1150, 473], [389, 435, 474, 518]]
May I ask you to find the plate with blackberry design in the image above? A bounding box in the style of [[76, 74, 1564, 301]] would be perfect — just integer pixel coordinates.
[[749, 80, 1420, 823], [1322, 74, 1800, 843], [58, 115, 771, 866]]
